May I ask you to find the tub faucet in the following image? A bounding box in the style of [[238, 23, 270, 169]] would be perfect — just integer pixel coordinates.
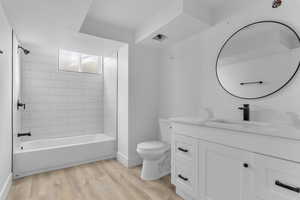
[[238, 104, 250, 121], [17, 132, 31, 137], [17, 100, 26, 110]]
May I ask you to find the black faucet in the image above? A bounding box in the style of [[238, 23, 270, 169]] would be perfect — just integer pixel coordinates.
[[238, 104, 250, 121], [17, 100, 26, 110], [17, 132, 31, 137]]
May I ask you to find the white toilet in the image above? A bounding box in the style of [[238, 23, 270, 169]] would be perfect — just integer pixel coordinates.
[[137, 119, 171, 180]]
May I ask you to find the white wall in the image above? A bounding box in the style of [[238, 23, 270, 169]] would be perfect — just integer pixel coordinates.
[[128, 44, 160, 165], [118, 43, 161, 167], [0, 3, 12, 199], [159, 0, 300, 125], [82, 12, 165, 167], [103, 52, 118, 138], [159, 43, 202, 118], [117, 44, 130, 164], [21, 50, 105, 140]]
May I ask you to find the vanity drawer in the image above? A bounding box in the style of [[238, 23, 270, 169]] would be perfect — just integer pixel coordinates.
[[254, 154, 300, 200], [174, 158, 197, 197], [173, 134, 197, 160]]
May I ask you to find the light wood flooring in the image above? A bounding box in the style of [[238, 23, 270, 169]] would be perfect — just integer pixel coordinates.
[[7, 159, 183, 200]]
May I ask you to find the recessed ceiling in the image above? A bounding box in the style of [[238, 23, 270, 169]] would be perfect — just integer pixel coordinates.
[[86, 0, 177, 31], [1, 0, 249, 51], [2, 0, 92, 33], [1, 0, 125, 56], [85, 0, 248, 33]]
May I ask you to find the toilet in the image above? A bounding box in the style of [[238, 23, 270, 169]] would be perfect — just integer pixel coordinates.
[[137, 119, 171, 180]]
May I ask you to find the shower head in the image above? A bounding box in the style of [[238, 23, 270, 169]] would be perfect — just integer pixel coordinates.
[[272, 0, 282, 8], [18, 45, 30, 55]]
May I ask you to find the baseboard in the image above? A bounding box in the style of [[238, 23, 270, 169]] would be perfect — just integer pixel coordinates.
[[128, 155, 142, 167], [0, 173, 12, 200], [117, 152, 142, 168], [117, 152, 130, 167], [176, 188, 196, 200]]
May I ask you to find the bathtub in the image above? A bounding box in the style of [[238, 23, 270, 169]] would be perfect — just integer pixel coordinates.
[[13, 134, 116, 178]]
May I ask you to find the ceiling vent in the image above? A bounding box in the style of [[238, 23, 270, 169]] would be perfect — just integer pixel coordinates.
[[152, 34, 168, 42]]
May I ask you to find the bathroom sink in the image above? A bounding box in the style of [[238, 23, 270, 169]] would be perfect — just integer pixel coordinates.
[[171, 117, 300, 140], [205, 119, 300, 140], [206, 119, 270, 127], [170, 117, 208, 125], [204, 118, 276, 133]]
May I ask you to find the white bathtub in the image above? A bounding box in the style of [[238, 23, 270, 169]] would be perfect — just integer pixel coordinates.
[[13, 134, 116, 178]]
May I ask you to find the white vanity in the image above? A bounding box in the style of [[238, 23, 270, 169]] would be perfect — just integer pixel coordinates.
[[170, 20, 300, 200], [171, 119, 300, 200]]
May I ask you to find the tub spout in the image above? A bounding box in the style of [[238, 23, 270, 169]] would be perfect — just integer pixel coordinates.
[[17, 132, 31, 137]]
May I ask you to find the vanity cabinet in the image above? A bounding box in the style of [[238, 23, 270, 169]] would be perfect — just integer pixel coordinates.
[[199, 142, 254, 200], [172, 134, 254, 200], [171, 122, 300, 200]]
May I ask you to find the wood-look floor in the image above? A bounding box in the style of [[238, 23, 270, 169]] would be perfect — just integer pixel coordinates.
[[7, 159, 183, 200]]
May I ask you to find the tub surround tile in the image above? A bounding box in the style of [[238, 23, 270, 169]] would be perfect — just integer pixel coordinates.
[[21, 56, 104, 140]]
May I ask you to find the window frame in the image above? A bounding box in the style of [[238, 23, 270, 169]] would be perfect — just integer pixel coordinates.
[[58, 49, 103, 74]]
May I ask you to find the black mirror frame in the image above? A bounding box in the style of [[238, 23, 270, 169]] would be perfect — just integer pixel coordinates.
[[216, 21, 300, 99]]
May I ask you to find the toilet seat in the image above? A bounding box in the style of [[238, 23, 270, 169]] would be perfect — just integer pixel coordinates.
[[137, 141, 170, 152]]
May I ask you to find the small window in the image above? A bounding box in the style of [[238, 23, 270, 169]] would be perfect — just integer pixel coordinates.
[[59, 50, 80, 72], [59, 49, 102, 74]]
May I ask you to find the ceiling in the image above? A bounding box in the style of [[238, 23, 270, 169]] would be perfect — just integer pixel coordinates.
[[86, 0, 175, 31], [1, 0, 125, 56], [85, 0, 236, 32], [202, 0, 227, 8], [2, 0, 92, 32], [1, 0, 249, 50]]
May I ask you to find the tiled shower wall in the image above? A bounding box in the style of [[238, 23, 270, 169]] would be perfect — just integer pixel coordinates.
[[21, 53, 104, 140]]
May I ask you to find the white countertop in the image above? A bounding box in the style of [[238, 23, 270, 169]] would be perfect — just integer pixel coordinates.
[[170, 117, 300, 141]]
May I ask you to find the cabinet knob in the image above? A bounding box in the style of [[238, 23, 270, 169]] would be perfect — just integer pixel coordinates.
[[243, 163, 249, 168]]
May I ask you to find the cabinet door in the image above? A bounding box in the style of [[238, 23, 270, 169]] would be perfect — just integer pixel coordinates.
[[254, 154, 300, 200], [199, 142, 254, 200]]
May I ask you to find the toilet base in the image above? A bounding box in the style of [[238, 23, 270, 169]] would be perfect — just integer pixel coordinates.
[[140, 151, 171, 181]]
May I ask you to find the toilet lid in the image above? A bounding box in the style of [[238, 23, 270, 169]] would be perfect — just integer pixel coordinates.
[[137, 141, 169, 151]]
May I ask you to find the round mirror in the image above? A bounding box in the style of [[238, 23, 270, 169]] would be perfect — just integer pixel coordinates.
[[216, 21, 300, 99]]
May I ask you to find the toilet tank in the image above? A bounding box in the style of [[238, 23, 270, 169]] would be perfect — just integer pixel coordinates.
[[159, 118, 171, 144]]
